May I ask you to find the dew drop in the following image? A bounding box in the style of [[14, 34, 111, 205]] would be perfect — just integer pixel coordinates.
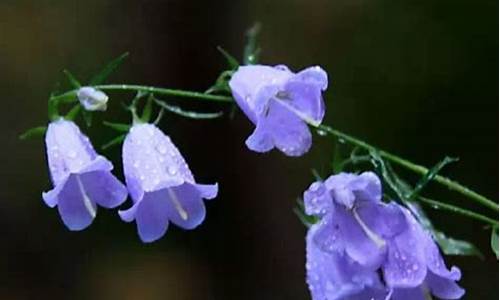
[[167, 166, 177, 175], [157, 144, 167, 154], [67, 150, 77, 158]]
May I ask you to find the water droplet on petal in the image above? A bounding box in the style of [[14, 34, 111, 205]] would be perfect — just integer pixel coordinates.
[[67, 150, 77, 158]]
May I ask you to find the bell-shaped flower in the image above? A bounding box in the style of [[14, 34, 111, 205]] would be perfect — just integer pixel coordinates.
[[42, 119, 128, 230], [118, 123, 218, 243], [77, 86, 109, 111], [304, 172, 406, 270], [384, 207, 465, 299], [303, 171, 464, 299], [229, 64, 328, 156], [306, 222, 389, 300]]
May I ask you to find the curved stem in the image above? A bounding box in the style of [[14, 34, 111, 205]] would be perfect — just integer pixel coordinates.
[[317, 124, 499, 211], [419, 196, 498, 226]]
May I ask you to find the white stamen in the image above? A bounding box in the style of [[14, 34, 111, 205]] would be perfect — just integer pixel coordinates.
[[353, 208, 386, 248], [76, 176, 96, 218], [274, 97, 321, 127], [167, 188, 188, 220]]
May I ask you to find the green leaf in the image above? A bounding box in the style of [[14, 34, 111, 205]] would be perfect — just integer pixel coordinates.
[[243, 22, 261, 65], [154, 99, 224, 119], [217, 46, 239, 70], [19, 126, 47, 140], [65, 104, 81, 120], [491, 226, 499, 259], [103, 121, 131, 132], [102, 134, 126, 150], [141, 95, 153, 123], [434, 230, 484, 258], [205, 70, 234, 95], [63, 69, 81, 88], [410, 156, 458, 199], [82, 110, 92, 127], [89, 52, 129, 85]]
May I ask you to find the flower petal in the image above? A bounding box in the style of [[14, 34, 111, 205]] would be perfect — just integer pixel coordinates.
[[262, 100, 312, 156], [283, 80, 325, 125], [339, 207, 386, 269], [391, 287, 428, 300], [118, 201, 139, 223], [245, 122, 274, 153], [229, 65, 292, 123], [135, 190, 170, 243], [195, 183, 219, 200], [164, 183, 207, 230], [79, 171, 128, 208], [348, 171, 382, 203], [57, 175, 97, 231], [356, 201, 407, 239], [306, 224, 385, 300], [426, 271, 465, 299], [292, 66, 328, 91], [311, 212, 344, 253], [383, 208, 427, 288], [304, 181, 333, 217], [424, 233, 462, 281]]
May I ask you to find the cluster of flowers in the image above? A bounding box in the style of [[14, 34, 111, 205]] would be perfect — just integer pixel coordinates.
[[303, 172, 465, 299], [42, 63, 465, 298]]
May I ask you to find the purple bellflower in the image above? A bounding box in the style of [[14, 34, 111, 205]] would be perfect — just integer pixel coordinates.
[[43, 119, 128, 230], [118, 123, 218, 243], [229, 65, 328, 156], [303, 172, 464, 300]]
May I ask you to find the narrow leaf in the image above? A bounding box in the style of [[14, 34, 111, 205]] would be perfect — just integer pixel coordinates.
[[492, 226, 499, 259], [217, 46, 239, 70], [434, 230, 484, 258], [294, 198, 318, 227], [63, 69, 81, 88], [243, 22, 261, 65], [141, 95, 153, 123], [89, 52, 129, 85], [410, 156, 458, 199], [65, 104, 81, 120], [311, 169, 323, 181], [19, 126, 47, 140], [82, 110, 92, 127], [102, 134, 126, 150], [154, 99, 224, 119], [103, 121, 131, 132]]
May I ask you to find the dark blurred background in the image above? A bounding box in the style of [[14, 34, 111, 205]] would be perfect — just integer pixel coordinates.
[[0, 0, 498, 299]]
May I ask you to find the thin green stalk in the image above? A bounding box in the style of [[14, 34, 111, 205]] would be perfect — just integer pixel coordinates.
[[50, 84, 234, 104], [419, 196, 498, 226], [96, 84, 234, 102], [317, 124, 498, 211]]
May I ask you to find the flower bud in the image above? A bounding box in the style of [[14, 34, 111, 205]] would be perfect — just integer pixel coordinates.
[[77, 86, 109, 111]]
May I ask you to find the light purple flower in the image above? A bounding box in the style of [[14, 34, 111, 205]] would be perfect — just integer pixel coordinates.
[[77, 86, 109, 111], [43, 119, 128, 230], [118, 123, 218, 243], [303, 172, 464, 300], [229, 64, 328, 156]]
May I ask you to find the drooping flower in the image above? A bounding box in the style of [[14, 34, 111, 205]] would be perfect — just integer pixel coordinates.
[[43, 119, 128, 230], [229, 65, 328, 156], [303, 171, 465, 300], [77, 86, 109, 111], [118, 123, 218, 243]]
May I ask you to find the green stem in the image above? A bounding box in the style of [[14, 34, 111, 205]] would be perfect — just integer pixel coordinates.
[[96, 84, 234, 102], [419, 196, 498, 226], [317, 124, 499, 211], [50, 84, 234, 104]]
